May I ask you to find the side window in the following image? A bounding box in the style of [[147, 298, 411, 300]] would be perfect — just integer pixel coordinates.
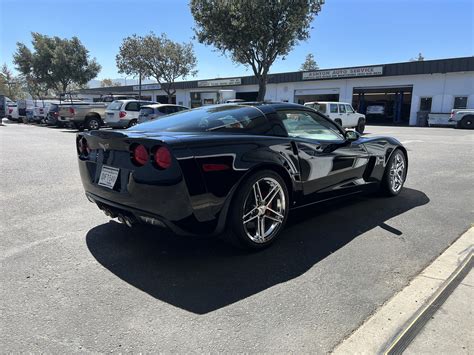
[[453, 96, 467, 109], [345, 104, 354, 113], [278, 110, 345, 141], [158, 107, 168, 114], [339, 104, 346, 113], [125, 102, 140, 111], [420, 97, 432, 111], [329, 104, 338, 113]]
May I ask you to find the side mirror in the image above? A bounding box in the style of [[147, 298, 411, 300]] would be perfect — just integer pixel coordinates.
[[345, 130, 360, 142]]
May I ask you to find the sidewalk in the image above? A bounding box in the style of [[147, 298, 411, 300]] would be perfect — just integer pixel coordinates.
[[404, 267, 472, 354], [334, 227, 473, 354]]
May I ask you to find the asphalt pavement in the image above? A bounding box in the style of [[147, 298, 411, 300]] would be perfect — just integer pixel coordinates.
[[1, 121, 473, 353]]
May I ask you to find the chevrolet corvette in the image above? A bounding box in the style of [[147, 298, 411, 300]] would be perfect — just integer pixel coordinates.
[[77, 103, 408, 249]]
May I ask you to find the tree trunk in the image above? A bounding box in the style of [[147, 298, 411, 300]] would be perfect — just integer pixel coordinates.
[[256, 74, 267, 102], [167, 93, 173, 104]]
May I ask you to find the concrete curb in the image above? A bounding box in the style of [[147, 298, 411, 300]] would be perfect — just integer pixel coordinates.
[[333, 226, 474, 354]]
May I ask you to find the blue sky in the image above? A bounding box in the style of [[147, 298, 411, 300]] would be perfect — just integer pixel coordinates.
[[1, 0, 473, 82]]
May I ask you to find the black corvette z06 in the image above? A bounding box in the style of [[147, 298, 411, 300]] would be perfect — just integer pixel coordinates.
[[77, 103, 407, 249]]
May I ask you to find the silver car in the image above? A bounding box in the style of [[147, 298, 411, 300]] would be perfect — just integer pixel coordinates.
[[138, 104, 189, 124]]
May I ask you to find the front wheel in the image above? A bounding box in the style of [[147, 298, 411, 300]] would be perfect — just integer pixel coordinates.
[[380, 149, 407, 196], [226, 170, 289, 250], [356, 119, 365, 134]]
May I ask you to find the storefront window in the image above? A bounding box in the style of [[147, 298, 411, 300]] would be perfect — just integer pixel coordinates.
[[453, 96, 467, 109], [419, 97, 432, 111]]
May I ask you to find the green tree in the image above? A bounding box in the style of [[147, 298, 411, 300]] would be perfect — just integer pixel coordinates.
[[116, 33, 197, 103], [190, 0, 324, 101], [410, 53, 425, 62], [100, 78, 115, 87], [13, 32, 101, 94], [300, 53, 319, 71], [0, 64, 26, 99]]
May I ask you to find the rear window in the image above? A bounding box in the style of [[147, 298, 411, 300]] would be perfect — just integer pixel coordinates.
[[107, 101, 123, 110], [135, 105, 268, 133], [140, 107, 154, 115], [48, 104, 58, 111]]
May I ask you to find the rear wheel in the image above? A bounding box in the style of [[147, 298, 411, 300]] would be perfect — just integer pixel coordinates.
[[356, 118, 365, 134], [458, 115, 474, 129], [226, 170, 289, 250], [85, 116, 101, 130], [380, 149, 407, 196], [128, 119, 138, 128], [334, 118, 342, 127]]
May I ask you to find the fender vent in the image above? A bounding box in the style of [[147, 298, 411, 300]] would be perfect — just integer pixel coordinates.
[[363, 156, 376, 181]]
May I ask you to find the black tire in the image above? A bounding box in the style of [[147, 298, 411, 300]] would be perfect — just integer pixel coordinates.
[[128, 119, 138, 128], [458, 115, 474, 129], [85, 116, 101, 131], [356, 118, 365, 134], [225, 170, 289, 250], [334, 119, 342, 127], [57, 121, 64, 128], [380, 149, 407, 196]]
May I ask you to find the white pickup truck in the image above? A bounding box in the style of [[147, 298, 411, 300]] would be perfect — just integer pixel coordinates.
[[449, 109, 474, 129], [58, 101, 108, 130]]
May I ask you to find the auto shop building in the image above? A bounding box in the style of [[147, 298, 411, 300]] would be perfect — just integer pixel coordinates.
[[79, 56, 474, 126]]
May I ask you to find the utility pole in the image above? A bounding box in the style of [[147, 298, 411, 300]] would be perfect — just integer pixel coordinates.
[[138, 71, 142, 100]]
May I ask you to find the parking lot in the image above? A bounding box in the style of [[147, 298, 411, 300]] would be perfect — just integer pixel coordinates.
[[0, 122, 473, 352]]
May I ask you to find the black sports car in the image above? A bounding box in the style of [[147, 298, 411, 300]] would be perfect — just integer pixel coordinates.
[[77, 103, 408, 249]]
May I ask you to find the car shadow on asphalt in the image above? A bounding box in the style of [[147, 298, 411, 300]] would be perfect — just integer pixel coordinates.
[[85, 187, 429, 314]]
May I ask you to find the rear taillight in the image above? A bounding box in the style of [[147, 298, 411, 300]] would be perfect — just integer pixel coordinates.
[[8, 108, 12, 114], [77, 137, 90, 156], [69, 107, 75, 115], [450, 111, 454, 119], [54, 112, 59, 117], [153, 146, 172, 169], [131, 144, 149, 166], [119, 111, 127, 118]]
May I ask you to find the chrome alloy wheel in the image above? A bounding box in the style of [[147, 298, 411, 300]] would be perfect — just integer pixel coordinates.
[[242, 177, 286, 243], [389, 152, 405, 193]]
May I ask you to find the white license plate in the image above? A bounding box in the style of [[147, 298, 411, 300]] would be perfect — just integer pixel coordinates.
[[98, 165, 119, 189]]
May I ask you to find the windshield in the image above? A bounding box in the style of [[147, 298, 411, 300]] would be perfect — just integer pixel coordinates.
[[107, 101, 123, 110], [134, 105, 267, 133]]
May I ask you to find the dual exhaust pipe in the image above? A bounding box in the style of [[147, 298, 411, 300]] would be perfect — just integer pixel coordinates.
[[102, 207, 135, 228]]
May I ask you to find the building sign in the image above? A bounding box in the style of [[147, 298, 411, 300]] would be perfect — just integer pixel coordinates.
[[197, 78, 242, 87], [133, 84, 161, 91], [302, 66, 384, 80]]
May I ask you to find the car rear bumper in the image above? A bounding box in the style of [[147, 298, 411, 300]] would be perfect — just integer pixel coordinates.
[[106, 119, 130, 128], [78, 158, 218, 236]]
